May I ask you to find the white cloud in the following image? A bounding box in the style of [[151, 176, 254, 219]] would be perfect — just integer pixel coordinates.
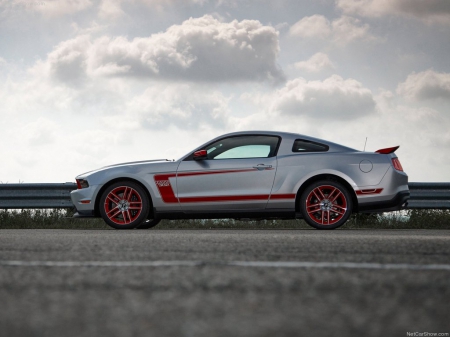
[[270, 75, 376, 119], [289, 15, 331, 39], [397, 70, 450, 101], [337, 0, 450, 24], [294, 52, 334, 73], [97, 0, 212, 20], [22, 118, 58, 146], [44, 35, 91, 85], [289, 15, 373, 44], [36, 0, 93, 17], [37, 15, 284, 83], [331, 16, 371, 43], [105, 84, 231, 130], [98, 0, 125, 20]]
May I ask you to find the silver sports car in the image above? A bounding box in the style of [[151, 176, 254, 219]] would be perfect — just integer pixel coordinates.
[[71, 131, 409, 229]]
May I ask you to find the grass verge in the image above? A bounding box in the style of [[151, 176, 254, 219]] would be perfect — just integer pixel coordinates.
[[0, 209, 449, 230]]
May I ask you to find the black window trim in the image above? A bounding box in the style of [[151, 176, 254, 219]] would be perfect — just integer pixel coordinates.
[[292, 139, 329, 153]]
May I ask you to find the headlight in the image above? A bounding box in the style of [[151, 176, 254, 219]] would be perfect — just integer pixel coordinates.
[[76, 179, 89, 189]]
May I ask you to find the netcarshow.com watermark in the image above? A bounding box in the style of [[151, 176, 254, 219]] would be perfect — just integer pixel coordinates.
[[407, 333, 449, 337]]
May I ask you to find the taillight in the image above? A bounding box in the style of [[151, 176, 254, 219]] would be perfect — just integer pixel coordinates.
[[76, 179, 89, 189], [392, 158, 403, 171]]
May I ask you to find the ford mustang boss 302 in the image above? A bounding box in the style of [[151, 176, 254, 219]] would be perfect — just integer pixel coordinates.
[[71, 131, 409, 229]]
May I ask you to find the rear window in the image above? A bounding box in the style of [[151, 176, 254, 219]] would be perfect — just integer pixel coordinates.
[[292, 139, 329, 153]]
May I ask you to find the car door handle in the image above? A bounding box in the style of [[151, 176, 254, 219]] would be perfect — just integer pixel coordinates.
[[253, 164, 272, 170]]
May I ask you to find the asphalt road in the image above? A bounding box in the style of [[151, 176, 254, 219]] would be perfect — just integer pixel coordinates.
[[1, 229, 449, 337]]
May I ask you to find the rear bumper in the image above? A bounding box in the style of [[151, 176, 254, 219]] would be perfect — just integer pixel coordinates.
[[358, 190, 410, 213]]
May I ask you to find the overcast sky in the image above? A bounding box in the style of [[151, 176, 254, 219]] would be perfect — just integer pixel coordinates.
[[1, 0, 449, 183]]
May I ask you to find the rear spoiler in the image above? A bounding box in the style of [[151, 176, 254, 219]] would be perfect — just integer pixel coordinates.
[[375, 146, 399, 154]]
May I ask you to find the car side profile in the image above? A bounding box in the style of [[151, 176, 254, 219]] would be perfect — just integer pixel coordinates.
[[71, 131, 410, 230]]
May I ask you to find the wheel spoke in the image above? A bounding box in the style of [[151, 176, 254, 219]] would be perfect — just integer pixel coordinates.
[[315, 187, 326, 199], [107, 208, 121, 218], [312, 189, 323, 201], [329, 188, 341, 202], [106, 195, 119, 205], [332, 205, 347, 215], [306, 202, 321, 210], [124, 187, 131, 201], [108, 191, 121, 202], [127, 189, 134, 202], [307, 209, 319, 217]]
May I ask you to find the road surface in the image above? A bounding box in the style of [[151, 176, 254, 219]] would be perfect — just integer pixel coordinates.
[[1, 229, 449, 337]]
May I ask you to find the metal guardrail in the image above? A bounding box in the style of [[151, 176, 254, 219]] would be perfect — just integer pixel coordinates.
[[0, 182, 449, 210], [0, 183, 76, 209], [407, 182, 450, 209]]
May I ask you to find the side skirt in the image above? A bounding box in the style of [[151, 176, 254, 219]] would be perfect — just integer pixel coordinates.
[[154, 208, 298, 220]]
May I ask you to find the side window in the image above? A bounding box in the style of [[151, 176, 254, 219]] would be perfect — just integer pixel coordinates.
[[292, 139, 329, 153], [186, 135, 280, 160], [215, 145, 271, 159]]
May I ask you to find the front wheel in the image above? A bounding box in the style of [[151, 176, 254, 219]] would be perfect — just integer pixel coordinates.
[[300, 180, 353, 229], [99, 181, 150, 229]]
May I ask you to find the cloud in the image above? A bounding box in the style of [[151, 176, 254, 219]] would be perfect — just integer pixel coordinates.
[[98, 0, 204, 19], [98, 0, 125, 20], [37, 15, 284, 83], [36, 0, 93, 17], [289, 15, 331, 39], [44, 35, 91, 85], [336, 0, 450, 24], [397, 70, 450, 101], [289, 15, 373, 44], [104, 84, 230, 130], [22, 118, 58, 146], [269, 75, 376, 119], [294, 52, 335, 72]]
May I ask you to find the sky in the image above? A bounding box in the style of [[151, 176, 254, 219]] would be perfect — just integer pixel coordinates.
[[1, 0, 449, 183]]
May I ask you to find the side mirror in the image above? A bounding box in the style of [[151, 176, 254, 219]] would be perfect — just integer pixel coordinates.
[[193, 150, 208, 161]]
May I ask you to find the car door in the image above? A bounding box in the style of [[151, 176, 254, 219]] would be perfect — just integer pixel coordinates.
[[176, 135, 280, 211]]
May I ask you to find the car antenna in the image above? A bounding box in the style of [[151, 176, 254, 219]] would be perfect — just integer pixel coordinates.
[[363, 137, 368, 151]]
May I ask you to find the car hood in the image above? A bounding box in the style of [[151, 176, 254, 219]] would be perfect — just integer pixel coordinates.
[[76, 159, 172, 178]]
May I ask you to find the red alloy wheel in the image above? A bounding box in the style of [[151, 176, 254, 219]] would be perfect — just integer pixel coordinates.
[[301, 181, 352, 229], [103, 186, 143, 225]]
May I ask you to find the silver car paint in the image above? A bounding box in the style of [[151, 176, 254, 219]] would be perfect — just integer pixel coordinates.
[[71, 130, 408, 215]]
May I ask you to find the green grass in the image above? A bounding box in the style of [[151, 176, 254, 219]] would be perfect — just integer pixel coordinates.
[[0, 209, 449, 229]]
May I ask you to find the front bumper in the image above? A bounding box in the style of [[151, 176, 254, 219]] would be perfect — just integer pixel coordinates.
[[358, 190, 410, 213], [70, 184, 100, 217]]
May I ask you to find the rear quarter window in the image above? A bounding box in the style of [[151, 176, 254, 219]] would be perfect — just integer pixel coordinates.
[[292, 139, 329, 153]]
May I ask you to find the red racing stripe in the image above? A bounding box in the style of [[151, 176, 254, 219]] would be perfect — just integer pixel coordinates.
[[269, 194, 296, 200], [154, 169, 296, 204], [154, 173, 177, 203], [177, 168, 257, 177], [179, 194, 270, 203]]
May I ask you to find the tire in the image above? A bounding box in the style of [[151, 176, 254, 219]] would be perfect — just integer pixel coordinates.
[[99, 181, 150, 229], [136, 219, 161, 229], [300, 180, 353, 230]]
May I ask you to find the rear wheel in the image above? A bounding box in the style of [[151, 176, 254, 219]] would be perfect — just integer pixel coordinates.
[[99, 181, 150, 229], [300, 180, 352, 229]]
